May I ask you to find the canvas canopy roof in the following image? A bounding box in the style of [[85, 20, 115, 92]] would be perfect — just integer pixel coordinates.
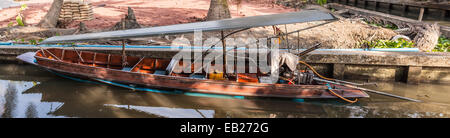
[[41, 10, 336, 44]]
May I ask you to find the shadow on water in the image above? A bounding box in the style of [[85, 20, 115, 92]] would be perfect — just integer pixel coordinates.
[[0, 63, 450, 118]]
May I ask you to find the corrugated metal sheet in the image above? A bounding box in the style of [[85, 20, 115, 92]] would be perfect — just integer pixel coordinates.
[[41, 10, 336, 44]]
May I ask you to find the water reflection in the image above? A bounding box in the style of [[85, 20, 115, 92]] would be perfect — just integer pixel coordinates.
[[0, 64, 449, 118], [0, 80, 64, 118], [25, 102, 38, 118], [105, 104, 215, 118], [0, 83, 17, 118]]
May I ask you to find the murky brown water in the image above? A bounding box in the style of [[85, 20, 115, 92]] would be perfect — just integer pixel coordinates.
[[0, 63, 449, 118]]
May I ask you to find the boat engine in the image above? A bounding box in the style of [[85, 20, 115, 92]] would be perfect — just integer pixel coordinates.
[[296, 70, 315, 85], [279, 64, 315, 85]]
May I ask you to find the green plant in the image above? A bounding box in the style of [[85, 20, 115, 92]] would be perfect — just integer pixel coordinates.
[[316, 0, 327, 6], [16, 15, 24, 26], [11, 4, 28, 27], [7, 22, 14, 27], [363, 39, 415, 49], [28, 39, 44, 45], [433, 36, 449, 52], [28, 39, 37, 45]]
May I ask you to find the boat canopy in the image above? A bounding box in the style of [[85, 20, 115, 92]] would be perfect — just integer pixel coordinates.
[[41, 10, 336, 44]]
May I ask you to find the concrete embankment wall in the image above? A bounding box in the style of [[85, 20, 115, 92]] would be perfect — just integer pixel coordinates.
[[1, 46, 449, 84]]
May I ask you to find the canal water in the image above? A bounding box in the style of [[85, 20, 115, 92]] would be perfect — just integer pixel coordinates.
[[0, 63, 449, 118]]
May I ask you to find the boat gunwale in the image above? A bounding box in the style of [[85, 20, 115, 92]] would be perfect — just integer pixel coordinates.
[[32, 49, 370, 98]]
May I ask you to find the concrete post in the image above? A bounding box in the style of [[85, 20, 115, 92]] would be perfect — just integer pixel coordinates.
[[407, 66, 422, 84], [333, 63, 346, 80]]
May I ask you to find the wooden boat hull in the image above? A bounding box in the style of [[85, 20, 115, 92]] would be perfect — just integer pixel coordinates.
[[17, 49, 369, 99]]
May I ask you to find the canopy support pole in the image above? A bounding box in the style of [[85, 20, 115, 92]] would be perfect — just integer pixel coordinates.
[[221, 30, 227, 78], [71, 44, 85, 63], [297, 31, 300, 54], [189, 28, 250, 77], [285, 24, 289, 53], [121, 20, 127, 67]]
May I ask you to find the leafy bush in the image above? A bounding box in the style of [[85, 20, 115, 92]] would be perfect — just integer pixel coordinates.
[[363, 39, 414, 49], [433, 36, 449, 52], [316, 0, 327, 6]]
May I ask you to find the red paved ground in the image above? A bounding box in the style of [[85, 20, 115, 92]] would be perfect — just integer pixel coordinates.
[[0, 0, 295, 30]]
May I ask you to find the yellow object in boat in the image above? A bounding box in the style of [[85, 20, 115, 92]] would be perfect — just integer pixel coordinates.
[[209, 72, 225, 81]]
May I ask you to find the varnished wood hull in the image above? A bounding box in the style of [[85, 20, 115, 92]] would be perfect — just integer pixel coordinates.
[[18, 48, 369, 99]]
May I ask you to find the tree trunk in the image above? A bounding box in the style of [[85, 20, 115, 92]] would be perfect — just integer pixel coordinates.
[[413, 23, 440, 52], [38, 0, 64, 28], [110, 7, 141, 31], [206, 0, 231, 21]]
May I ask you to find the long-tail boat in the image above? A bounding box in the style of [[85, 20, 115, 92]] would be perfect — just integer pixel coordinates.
[[17, 10, 370, 100]]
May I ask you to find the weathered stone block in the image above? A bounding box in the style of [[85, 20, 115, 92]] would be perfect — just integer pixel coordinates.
[[333, 63, 345, 80]]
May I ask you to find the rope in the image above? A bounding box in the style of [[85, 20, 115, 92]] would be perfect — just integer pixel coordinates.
[[298, 60, 334, 81], [298, 60, 358, 103]]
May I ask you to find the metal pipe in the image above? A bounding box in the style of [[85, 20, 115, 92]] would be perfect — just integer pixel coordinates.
[[267, 20, 337, 39], [221, 30, 227, 77], [298, 43, 321, 57], [285, 24, 289, 53], [333, 79, 377, 86], [313, 77, 422, 102]]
